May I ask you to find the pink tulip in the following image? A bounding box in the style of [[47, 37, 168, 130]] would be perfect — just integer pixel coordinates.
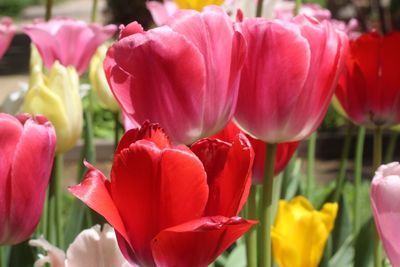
[[146, 0, 178, 26], [105, 6, 246, 145], [0, 113, 56, 245], [234, 15, 348, 143], [23, 18, 117, 75], [371, 162, 400, 267], [0, 17, 16, 59]]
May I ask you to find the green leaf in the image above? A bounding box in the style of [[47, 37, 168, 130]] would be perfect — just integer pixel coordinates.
[[328, 235, 354, 267], [354, 218, 374, 267], [225, 243, 246, 267]]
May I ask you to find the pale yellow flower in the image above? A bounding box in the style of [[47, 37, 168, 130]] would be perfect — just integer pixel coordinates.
[[23, 61, 82, 154], [272, 196, 338, 267], [90, 45, 120, 112]]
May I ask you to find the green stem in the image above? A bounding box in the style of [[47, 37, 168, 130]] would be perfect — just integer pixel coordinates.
[[353, 126, 365, 235], [45, 0, 53, 20], [114, 111, 120, 151], [91, 0, 98, 22], [373, 126, 382, 267], [0, 246, 3, 267], [306, 132, 317, 199], [256, 0, 264, 17], [384, 130, 398, 162], [246, 186, 258, 267], [47, 155, 64, 248], [294, 0, 302, 15], [333, 123, 354, 202], [259, 143, 277, 267]]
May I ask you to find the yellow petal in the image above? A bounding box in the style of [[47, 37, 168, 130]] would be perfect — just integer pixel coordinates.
[[174, 0, 224, 10]]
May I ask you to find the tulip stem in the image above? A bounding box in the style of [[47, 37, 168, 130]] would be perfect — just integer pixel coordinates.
[[246, 185, 258, 267], [49, 155, 64, 248], [353, 126, 365, 235], [45, 0, 53, 21], [114, 111, 121, 151], [294, 0, 302, 15], [0, 246, 3, 267], [91, 0, 98, 22], [260, 143, 277, 267], [333, 123, 354, 202], [373, 126, 383, 267], [306, 132, 317, 199], [384, 130, 398, 162], [256, 0, 264, 17]]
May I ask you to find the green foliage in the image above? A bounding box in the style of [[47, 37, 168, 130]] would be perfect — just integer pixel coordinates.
[[0, 0, 43, 17]]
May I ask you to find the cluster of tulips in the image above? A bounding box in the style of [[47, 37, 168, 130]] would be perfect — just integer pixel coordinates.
[[1, 0, 400, 266]]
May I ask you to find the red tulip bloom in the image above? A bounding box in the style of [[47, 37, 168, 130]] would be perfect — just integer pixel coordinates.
[[213, 121, 299, 183], [69, 122, 256, 266], [234, 15, 348, 143], [0, 17, 15, 59], [0, 113, 56, 245], [23, 18, 117, 75], [335, 32, 400, 128], [104, 6, 246, 145]]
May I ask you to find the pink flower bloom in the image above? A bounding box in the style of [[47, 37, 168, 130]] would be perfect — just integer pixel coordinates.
[[0, 17, 16, 59], [146, 0, 179, 26], [23, 18, 117, 75], [274, 2, 331, 21], [234, 15, 348, 143], [0, 113, 56, 245], [371, 162, 400, 267], [105, 6, 246, 144], [30, 224, 131, 267]]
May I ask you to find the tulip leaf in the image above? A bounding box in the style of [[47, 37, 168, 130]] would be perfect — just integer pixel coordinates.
[[328, 235, 354, 267], [331, 196, 352, 253], [8, 241, 35, 267], [225, 243, 246, 267], [354, 218, 374, 267], [281, 158, 302, 200]]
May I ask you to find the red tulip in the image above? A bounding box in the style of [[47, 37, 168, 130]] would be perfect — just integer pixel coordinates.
[[23, 18, 117, 75], [0, 17, 16, 59], [69, 122, 256, 266], [104, 6, 246, 145], [213, 121, 299, 183], [0, 113, 56, 245], [234, 15, 348, 143], [335, 32, 400, 128]]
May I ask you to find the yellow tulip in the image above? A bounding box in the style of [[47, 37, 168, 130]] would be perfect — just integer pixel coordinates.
[[89, 45, 120, 112], [174, 0, 224, 10], [271, 196, 338, 267], [23, 61, 83, 154]]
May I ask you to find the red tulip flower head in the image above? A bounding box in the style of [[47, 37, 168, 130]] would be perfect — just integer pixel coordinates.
[[335, 32, 400, 128], [0, 113, 56, 245], [213, 121, 299, 183], [104, 6, 247, 145], [234, 15, 348, 143], [69, 122, 256, 266], [23, 18, 117, 75], [0, 17, 16, 59]]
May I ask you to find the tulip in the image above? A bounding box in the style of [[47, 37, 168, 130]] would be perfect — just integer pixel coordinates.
[[335, 32, 400, 128], [69, 122, 256, 266], [371, 162, 400, 267], [23, 18, 117, 75], [30, 224, 130, 267], [105, 6, 246, 145], [213, 121, 299, 183], [0, 17, 16, 59], [23, 61, 83, 154], [0, 113, 56, 244], [234, 15, 348, 143], [89, 45, 120, 112], [272, 196, 338, 267]]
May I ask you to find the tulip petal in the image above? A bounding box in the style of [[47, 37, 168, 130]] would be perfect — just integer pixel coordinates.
[[29, 237, 66, 267], [68, 162, 129, 244], [191, 133, 253, 217], [105, 26, 207, 144], [110, 140, 208, 265], [151, 216, 257, 267]]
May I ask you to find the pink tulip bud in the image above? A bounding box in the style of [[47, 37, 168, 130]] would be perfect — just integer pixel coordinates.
[[0, 113, 56, 245], [371, 162, 400, 267]]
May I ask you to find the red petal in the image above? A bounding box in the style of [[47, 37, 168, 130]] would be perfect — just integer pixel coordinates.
[[68, 162, 129, 244], [151, 216, 257, 267], [115, 121, 171, 155], [110, 140, 208, 266], [191, 133, 254, 217]]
